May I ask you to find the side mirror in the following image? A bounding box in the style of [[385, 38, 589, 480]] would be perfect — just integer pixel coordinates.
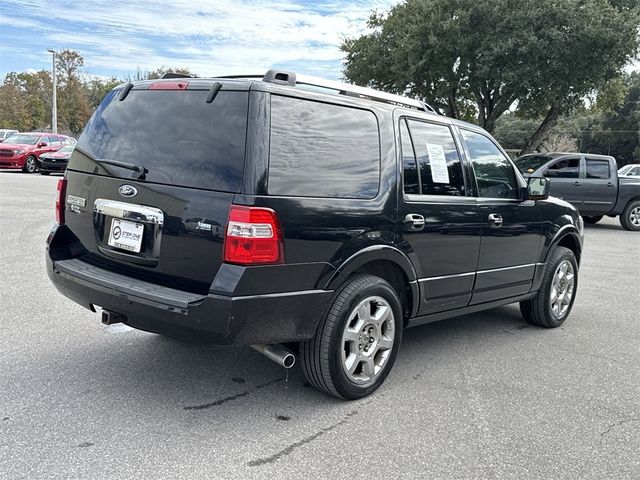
[[38, 142, 48, 148], [527, 176, 550, 201]]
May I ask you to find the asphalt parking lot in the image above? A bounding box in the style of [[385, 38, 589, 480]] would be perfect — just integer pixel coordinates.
[[1, 171, 638, 479]]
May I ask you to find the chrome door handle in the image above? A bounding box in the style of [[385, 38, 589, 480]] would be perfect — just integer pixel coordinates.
[[404, 213, 425, 231], [488, 213, 503, 228]]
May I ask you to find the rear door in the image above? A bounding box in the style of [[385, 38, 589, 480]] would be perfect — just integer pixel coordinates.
[[543, 156, 582, 207], [458, 128, 543, 304], [64, 83, 250, 292], [581, 156, 617, 214], [398, 117, 481, 314]]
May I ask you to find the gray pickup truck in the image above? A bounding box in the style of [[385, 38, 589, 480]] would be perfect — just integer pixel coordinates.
[[515, 153, 640, 231]]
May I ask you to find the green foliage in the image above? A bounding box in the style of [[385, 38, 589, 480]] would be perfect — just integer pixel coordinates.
[[592, 77, 629, 114], [494, 73, 640, 165], [342, 0, 640, 142], [129, 66, 196, 81], [493, 114, 540, 150]]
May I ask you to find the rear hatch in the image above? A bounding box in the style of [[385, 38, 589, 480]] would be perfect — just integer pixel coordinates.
[[64, 80, 250, 293]]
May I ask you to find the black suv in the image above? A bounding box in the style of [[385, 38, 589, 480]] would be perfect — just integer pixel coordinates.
[[47, 70, 583, 399]]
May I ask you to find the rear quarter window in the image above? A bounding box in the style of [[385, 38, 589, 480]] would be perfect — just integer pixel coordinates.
[[268, 95, 380, 198]]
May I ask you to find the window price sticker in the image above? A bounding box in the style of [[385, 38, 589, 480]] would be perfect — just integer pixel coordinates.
[[426, 143, 450, 184]]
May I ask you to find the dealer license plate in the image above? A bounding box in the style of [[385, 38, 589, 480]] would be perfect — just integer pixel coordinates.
[[107, 218, 144, 253]]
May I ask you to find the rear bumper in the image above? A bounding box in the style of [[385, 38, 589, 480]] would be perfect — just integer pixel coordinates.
[[46, 225, 332, 345]]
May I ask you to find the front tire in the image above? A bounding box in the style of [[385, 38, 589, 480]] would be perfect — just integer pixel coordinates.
[[300, 274, 403, 400], [520, 246, 578, 328], [582, 215, 602, 224], [23, 155, 38, 173], [619, 200, 640, 231]]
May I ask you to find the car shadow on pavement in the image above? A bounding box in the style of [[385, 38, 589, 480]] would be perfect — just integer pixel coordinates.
[[48, 304, 534, 410], [583, 222, 625, 232]]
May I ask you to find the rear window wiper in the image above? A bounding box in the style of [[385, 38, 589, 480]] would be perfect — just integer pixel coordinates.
[[95, 159, 148, 180]]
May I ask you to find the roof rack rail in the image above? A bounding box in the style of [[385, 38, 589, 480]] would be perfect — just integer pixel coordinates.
[[218, 70, 438, 114]]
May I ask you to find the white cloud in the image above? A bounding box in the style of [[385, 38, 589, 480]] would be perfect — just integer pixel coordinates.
[[2, 0, 398, 78]]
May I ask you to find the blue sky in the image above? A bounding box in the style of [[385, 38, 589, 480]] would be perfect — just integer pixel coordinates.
[[0, 0, 398, 81]]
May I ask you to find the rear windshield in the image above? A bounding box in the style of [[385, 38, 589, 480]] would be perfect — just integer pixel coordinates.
[[513, 154, 554, 174], [73, 88, 248, 192]]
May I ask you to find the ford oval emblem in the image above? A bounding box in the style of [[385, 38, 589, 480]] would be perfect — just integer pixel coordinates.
[[118, 185, 137, 197]]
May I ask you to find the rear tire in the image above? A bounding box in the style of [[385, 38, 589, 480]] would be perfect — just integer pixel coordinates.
[[520, 246, 578, 328], [23, 155, 38, 173], [300, 274, 403, 400], [581, 215, 602, 224], [619, 200, 640, 231]]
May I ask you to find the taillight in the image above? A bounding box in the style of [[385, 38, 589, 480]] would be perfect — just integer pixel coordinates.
[[55, 178, 67, 224], [224, 205, 283, 265]]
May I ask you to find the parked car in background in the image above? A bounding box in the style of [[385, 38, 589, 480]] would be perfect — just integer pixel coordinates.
[[0, 129, 19, 142], [37, 144, 74, 175], [0, 132, 71, 173], [618, 164, 640, 178], [515, 153, 640, 231], [46, 70, 584, 400]]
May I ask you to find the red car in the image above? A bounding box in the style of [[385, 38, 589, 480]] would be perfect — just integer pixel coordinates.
[[0, 132, 71, 173]]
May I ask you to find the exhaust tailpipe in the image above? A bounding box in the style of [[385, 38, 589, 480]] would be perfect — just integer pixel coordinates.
[[251, 344, 296, 369]]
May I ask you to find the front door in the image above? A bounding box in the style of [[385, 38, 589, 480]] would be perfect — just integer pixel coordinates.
[[398, 117, 481, 315], [543, 156, 582, 208], [458, 128, 544, 304]]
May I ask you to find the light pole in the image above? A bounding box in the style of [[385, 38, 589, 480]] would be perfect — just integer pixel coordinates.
[[47, 49, 57, 134]]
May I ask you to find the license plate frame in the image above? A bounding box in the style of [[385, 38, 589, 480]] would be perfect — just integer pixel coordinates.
[[107, 218, 144, 253]]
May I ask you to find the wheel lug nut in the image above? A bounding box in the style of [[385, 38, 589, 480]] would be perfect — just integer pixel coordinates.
[[359, 345, 363, 350], [369, 337, 374, 343]]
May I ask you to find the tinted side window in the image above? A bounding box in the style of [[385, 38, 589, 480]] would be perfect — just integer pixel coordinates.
[[546, 158, 580, 178], [269, 96, 380, 198], [400, 119, 419, 194], [461, 129, 518, 199], [406, 120, 465, 196], [586, 158, 610, 179]]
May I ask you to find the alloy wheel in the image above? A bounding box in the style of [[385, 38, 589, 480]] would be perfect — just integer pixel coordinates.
[[340, 295, 395, 386], [550, 260, 575, 319]]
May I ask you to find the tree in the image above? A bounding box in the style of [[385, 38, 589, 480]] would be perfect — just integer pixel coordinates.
[[342, 0, 639, 140], [582, 72, 640, 166], [541, 133, 578, 153], [517, 1, 639, 154], [85, 77, 121, 110], [0, 73, 30, 130], [0, 71, 51, 131], [129, 66, 196, 81], [55, 49, 92, 135]]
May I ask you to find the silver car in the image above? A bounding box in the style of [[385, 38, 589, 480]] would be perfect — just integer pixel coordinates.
[[618, 164, 640, 178], [0, 129, 18, 142]]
